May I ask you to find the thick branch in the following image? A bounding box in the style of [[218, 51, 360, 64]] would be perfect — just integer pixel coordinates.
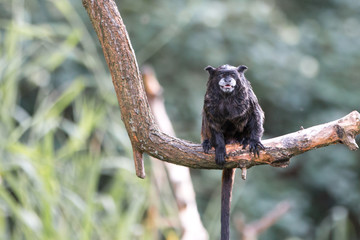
[[83, 0, 360, 176]]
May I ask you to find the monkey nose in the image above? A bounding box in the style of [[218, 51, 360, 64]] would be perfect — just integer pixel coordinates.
[[224, 77, 233, 83]]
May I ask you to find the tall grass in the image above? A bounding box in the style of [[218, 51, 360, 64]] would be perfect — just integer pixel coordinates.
[[0, 0, 162, 239]]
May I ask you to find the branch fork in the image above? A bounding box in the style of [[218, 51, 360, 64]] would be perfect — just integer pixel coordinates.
[[82, 0, 360, 179]]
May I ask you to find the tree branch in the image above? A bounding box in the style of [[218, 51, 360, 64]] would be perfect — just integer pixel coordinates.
[[82, 0, 360, 178], [235, 201, 291, 240]]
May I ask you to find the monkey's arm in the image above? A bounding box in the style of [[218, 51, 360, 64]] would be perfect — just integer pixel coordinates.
[[201, 112, 211, 141], [249, 104, 264, 140], [243, 90, 265, 156], [201, 112, 212, 153], [201, 97, 219, 153], [202, 108, 228, 165], [211, 129, 227, 165]]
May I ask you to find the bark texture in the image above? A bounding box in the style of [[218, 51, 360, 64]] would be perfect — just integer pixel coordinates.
[[82, 0, 360, 178]]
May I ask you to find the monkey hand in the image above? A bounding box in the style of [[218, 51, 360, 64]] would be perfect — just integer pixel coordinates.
[[215, 147, 227, 165], [248, 139, 265, 157], [202, 139, 212, 153]]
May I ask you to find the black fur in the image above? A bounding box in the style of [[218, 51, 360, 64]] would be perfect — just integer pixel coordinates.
[[201, 64, 264, 164], [201, 64, 265, 240], [221, 168, 235, 240]]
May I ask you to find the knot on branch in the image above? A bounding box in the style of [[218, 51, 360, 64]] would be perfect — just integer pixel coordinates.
[[336, 111, 360, 151], [335, 125, 358, 151]]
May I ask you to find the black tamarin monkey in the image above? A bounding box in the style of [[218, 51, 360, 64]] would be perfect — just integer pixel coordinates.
[[201, 64, 265, 240]]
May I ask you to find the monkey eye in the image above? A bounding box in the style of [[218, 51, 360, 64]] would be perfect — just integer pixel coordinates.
[[218, 72, 236, 78]]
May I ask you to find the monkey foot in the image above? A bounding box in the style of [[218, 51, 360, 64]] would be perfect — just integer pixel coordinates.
[[239, 138, 264, 157], [202, 140, 212, 153], [249, 140, 265, 157], [215, 152, 227, 165], [215, 146, 228, 165]]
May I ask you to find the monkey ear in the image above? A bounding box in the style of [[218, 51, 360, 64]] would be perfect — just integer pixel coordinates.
[[237, 65, 248, 73], [204, 65, 215, 75]]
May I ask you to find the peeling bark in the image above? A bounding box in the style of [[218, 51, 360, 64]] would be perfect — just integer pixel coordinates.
[[82, 0, 360, 178]]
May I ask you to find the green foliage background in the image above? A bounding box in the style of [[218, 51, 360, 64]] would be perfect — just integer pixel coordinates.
[[0, 0, 359, 239]]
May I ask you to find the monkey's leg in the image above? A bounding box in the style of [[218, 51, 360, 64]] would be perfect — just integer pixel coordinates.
[[201, 113, 213, 153], [211, 131, 226, 165], [221, 168, 235, 240], [245, 116, 265, 157]]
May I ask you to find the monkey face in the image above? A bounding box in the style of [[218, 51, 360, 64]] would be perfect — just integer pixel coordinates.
[[218, 74, 237, 93], [205, 64, 248, 94]]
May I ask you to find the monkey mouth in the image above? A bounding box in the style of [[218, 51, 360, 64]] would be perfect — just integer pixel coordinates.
[[220, 84, 235, 92], [219, 78, 236, 93]]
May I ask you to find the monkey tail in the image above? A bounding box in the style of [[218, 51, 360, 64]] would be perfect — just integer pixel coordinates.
[[221, 168, 236, 240]]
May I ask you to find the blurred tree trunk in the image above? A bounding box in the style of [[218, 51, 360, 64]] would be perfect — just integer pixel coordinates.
[[143, 66, 208, 240]]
